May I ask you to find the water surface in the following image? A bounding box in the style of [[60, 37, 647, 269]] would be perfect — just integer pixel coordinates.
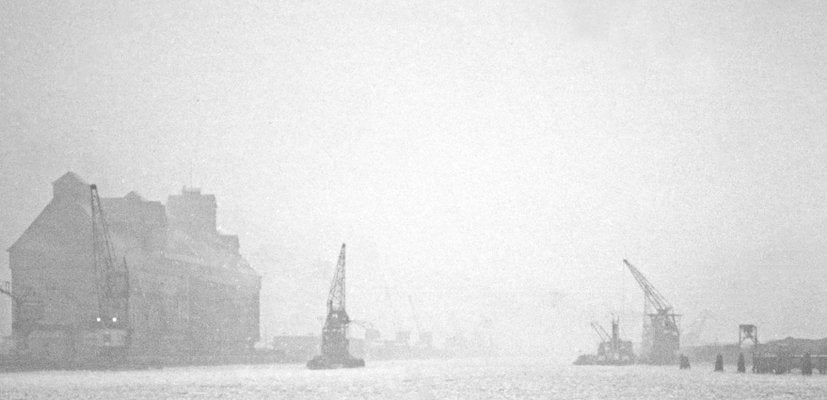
[[2, 358, 826, 399]]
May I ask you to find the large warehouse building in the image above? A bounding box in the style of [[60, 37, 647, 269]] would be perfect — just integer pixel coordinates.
[[7, 172, 260, 365]]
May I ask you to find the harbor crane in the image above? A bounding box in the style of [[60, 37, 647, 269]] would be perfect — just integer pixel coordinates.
[[307, 244, 365, 369], [91, 184, 131, 360], [624, 259, 680, 365], [576, 317, 635, 365], [590, 321, 611, 343]]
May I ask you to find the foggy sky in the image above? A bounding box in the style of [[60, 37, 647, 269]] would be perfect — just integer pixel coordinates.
[[2, 1, 826, 358]]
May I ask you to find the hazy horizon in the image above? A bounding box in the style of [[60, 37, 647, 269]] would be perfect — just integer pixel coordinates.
[[2, 1, 826, 360]]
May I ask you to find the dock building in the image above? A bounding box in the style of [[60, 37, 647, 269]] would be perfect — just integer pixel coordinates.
[[7, 172, 260, 364]]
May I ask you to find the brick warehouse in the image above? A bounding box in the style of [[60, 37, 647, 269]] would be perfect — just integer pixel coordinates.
[[7, 172, 260, 364]]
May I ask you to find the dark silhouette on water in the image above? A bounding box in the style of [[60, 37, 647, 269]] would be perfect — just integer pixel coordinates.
[[307, 244, 365, 370], [624, 260, 680, 365], [573, 317, 636, 366], [679, 354, 690, 369], [714, 354, 724, 372]]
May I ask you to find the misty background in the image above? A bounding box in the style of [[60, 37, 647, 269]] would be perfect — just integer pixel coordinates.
[[1, 1, 826, 360]]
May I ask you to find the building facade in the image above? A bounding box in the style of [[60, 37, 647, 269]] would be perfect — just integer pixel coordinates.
[[7, 172, 260, 364]]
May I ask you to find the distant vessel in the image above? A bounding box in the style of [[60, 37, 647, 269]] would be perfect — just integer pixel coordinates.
[[307, 244, 365, 370], [574, 317, 635, 366]]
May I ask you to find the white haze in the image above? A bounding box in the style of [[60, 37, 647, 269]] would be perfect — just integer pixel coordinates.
[[1, 1, 826, 360]]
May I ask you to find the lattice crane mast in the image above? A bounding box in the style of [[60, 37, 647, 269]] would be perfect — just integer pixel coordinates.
[[623, 259, 680, 364], [326, 243, 348, 319], [307, 244, 365, 369], [624, 259, 673, 316], [590, 321, 611, 343], [91, 184, 131, 351]]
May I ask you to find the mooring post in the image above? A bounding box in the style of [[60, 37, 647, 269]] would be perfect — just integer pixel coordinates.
[[679, 354, 690, 369], [737, 353, 745, 373]]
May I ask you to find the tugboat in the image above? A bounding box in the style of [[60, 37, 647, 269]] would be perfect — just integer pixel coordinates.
[[573, 317, 635, 366], [307, 244, 365, 370]]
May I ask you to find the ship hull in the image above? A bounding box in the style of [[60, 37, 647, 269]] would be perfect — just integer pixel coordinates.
[[306, 355, 365, 370]]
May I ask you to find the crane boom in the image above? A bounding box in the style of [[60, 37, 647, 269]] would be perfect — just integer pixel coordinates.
[[90, 184, 130, 355], [590, 321, 611, 342], [623, 259, 680, 364], [307, 244, 364, 369], [91, 185, 129, 322], [327, 243, 347, 314], [623, 259, 672, 313]]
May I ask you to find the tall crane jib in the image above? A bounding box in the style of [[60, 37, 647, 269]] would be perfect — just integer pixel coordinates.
[[623, 259, 680, 365], [90, 184, 131, 358], [307, 244, 365, 369]]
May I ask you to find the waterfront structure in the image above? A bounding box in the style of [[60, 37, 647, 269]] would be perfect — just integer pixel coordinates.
[[624, 259, 680, 365], [7, 172, 260, 365], [574, 317, 635, 366], [307, 244, 364, 369]]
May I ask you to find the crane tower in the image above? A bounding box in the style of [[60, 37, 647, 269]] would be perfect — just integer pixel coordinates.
[[91, 184, 131, 360], [624, 259, 680, 365], [307, 244, 365, 369]]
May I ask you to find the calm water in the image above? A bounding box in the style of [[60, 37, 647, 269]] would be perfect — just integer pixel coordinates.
[[2, 358, 827, 399]]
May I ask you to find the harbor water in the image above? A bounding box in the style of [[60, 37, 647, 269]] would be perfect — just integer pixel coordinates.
[[2, 357, 827, 399]]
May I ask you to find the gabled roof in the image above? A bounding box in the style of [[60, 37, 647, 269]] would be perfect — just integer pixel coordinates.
[[7, 197, 90, 253], [53, 171, 87, 187], [9, 172, 89, 253]]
